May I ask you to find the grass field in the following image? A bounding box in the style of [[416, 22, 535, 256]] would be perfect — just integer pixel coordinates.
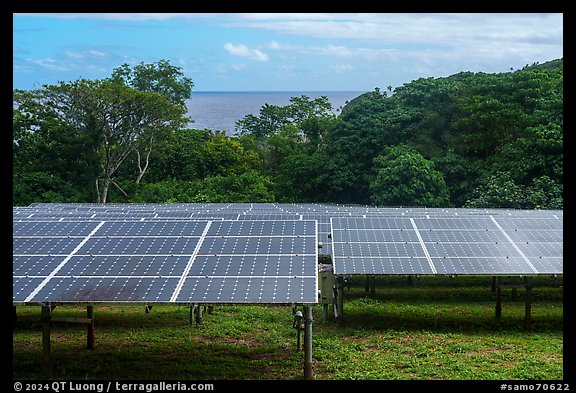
[[12, 275, 563, 380]]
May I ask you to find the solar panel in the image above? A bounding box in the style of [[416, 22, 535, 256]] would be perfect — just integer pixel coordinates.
[[175, 220, 318, 303], [13, 218, 318, 305], [331, 213, 563, 276]]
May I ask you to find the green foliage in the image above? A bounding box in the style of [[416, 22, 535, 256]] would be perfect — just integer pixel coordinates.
[[196, 171, 275, 203], [201, 131, 262, 177], [13, 172, 85, 205], [370, 144, 450, 207], [465, 173, 563, 209], [129, 179, 202, 203], [13, 58, 563, 208], [110, 59, 194, 108]]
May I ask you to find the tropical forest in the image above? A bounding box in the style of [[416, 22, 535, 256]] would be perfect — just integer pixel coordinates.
[[13, 58, 563, 209]]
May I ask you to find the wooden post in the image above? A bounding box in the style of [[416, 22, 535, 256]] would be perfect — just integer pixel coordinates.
[[491, 276, 497, 292], [196, 303, 203, 324], [370, 275, 376, 296], [87, 305, 95, 350], [303, 305, 313, 380], [41, 305, 52, 376], [365, 275, 370, 294]]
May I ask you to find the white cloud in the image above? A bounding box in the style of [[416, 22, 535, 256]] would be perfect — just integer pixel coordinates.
[[223, 43, 269, 62], [30, 57, 71, 71], [330, 64, 354, 73]]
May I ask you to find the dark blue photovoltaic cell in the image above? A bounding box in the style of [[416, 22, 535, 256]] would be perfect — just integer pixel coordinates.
[[188, 255, 317, 277], [517, 242, 562, 258], [432, 257, 535, 275], [13, 255, 66, 276], [425, 242, 519, 258], [13, 277, 46, 302], [206, 220, 314, 237], [335, 229, 419, 243], [77, 237, 200, 255], [505, 230, 562, 243], [13, 237, 83, 255], [495, 217, 562, 231], [332, 217, 413, 230], [527, 257, 563, 274], [336, 257, 433, 275], [96, 221, 208, 237], [175, 276, 317, 303], [412, 217, 494, 230], [332, 242, 425, 258], [13, 221, 100, 237], [32, 277, 178, 302], [198, 237, 316, 255], [237, 214, 300, 221], [418, 230, 507, 243], [58, 255, 191, 276]]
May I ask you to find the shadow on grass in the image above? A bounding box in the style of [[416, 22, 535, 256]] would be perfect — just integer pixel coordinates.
[[13, 338, 303, 380], [321, 295, 562, 334], [13, 305, 305, 380]]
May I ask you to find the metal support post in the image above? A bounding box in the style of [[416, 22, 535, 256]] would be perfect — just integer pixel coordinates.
[[332, 286, 339, 319], [370, 275, 376, 296], [292, 309, 304, 350], [303, 306, 313, 380]]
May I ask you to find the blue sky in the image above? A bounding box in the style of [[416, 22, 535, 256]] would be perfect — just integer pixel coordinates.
[[13, 13, 563, 92]]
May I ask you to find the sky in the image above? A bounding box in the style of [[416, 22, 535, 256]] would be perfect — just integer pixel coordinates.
[[12, 13, 563, 92]]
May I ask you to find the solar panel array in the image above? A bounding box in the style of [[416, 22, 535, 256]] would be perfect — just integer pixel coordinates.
[[331, 212, 562, 275], [13, 203, 563, 304], [13, 204, 320, 304]]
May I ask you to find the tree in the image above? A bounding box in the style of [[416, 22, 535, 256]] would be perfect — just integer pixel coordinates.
[[15, 79, 188, 203], [110, 59, 194, 108], [370, 144, 449, 207], [324, 88, 413, 203], [464, 172, 528, 209], [197, 171, 274, 203], [14, 87, 102, 203]]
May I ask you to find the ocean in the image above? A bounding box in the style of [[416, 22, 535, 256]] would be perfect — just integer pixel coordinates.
[[185, 91, 366, 135]]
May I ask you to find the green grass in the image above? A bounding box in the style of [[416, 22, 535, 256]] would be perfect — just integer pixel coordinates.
[[12, 276, 563, 380]]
